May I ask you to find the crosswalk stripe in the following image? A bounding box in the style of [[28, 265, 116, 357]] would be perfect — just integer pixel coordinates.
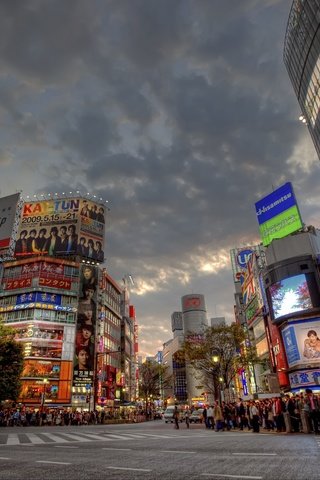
[[41, 433, 70, 443], [75, 433, 112, 442], [25, 434, 46, 444], [102, 434, 132, 441], [6, 434, 20, 445], [53, 433, 91, 442], [119, 434, 147, 438]]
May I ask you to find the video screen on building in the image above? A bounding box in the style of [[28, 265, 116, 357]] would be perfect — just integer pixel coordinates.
[[269, 273, 313, 320]]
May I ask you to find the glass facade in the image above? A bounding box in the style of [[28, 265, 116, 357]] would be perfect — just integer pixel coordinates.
[[284, 0, 320, 157]]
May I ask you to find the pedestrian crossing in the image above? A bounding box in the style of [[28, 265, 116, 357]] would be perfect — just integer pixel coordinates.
[[0, 430, 207, 446]]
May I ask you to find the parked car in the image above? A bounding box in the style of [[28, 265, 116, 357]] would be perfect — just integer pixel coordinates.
[[163, 406, 183, 423], [189, 409, 204, 423], [153, 410, 162, 420]]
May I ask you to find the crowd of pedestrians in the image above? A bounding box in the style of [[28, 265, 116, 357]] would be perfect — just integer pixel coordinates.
[[0, 407, 148, 427], [199, 389, 320, 434]]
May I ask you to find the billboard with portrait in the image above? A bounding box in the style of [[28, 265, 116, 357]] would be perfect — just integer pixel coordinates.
[[73, 265, 99, 387], [255, 182, 303, 246], [281, 318, 320, 367], [15, 197, 105, 262], [0, 193, 20, 252]]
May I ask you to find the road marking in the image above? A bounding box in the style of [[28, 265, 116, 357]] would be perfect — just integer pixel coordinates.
[[53, 432, 90, 442], [54, 446, 78, 449], [160, 450, 196, 454], [232, 453, 277, 456], [25, 434, 46, 444], [6, 434, 20, 445], [36, 461, 71, 465], [200, 474, 263, 479], [41, 433, 70, 443], [102, 447, 132, 451], [106, 467, 152, 472], [0, 457, 10, 460]]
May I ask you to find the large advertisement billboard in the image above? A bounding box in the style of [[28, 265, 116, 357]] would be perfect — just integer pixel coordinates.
[[15, 197, 105, 262], [0, 193, 20, 252], [73, 265, 99, 388], [230, 244, 265, 282], [254, 182, 303, 246], [281, 318, 320, 367]]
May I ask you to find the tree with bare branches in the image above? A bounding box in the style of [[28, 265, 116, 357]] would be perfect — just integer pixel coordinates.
[[183, 324, 260, 402]]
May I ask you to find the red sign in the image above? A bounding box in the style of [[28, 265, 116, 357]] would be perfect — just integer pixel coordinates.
[[5, 278, 32, 290], [39, 277, 71, 290]]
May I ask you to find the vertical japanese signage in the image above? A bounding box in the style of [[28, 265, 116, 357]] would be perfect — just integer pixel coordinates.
[[73, 265, 99, 387]]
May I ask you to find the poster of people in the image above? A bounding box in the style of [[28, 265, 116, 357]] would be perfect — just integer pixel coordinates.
[[73, 265, 99, 387], [281, 318, 320, 367], [14, 197, 105, 262]]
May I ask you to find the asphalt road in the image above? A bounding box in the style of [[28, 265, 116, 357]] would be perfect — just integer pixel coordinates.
[[0, 420, 318, 480]]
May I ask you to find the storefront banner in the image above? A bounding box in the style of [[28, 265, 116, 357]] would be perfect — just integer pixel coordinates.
[[16, 292, 62, 305], [4, 277, 32, 290], [289, 369, 320, 389], [282, 318, 320, 367]]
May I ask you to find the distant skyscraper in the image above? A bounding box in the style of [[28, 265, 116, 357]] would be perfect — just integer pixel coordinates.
[[171, 311, 183, 338], [210, 317, 226, 327], [284, 1, 320, 158], [181, 294, 208, 404], [181, 294, 207, 334]]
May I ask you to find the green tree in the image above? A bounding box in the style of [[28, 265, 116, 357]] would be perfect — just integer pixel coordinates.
[[183, 324, 260, 401], [138, 360, 171, 408], [0, 323, 24, 403]]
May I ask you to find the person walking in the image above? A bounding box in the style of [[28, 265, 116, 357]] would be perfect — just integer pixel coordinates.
[[214, 402, 224, 431], [185, 409, 190, 429], [174, 405, 180, 429], [207, 405, 214, 429]]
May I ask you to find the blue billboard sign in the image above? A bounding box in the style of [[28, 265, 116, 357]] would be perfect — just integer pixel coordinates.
[[16, 292, 62, 306], [255, 182, 297, 225], [281, 325, 301, 365]]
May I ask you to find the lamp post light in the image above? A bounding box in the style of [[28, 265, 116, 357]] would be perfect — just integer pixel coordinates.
[[41, 378, 49, 409], [211, 352, 221, 404]]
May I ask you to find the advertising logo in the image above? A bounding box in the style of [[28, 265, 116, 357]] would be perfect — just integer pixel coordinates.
[[254, 182, 303, 246]]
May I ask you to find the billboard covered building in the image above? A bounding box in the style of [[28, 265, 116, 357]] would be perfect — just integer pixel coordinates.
[[0, 194, 136, 409]]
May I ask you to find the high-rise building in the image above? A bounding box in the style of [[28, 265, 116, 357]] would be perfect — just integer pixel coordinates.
[[284, 1, 320, 158], [0, 193, 138, 410]]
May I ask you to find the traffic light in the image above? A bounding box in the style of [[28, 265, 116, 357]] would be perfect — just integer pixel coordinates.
[[86, 396, 90, 403]]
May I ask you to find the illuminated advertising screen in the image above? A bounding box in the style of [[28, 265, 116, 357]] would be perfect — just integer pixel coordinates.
[[73, 265, 98, 387], [15, 197, 105, 262], [269, 273, 312, 320], [0, 193, 20, 251], [282, 318, 320, 367], [255, 182, 303, 246]]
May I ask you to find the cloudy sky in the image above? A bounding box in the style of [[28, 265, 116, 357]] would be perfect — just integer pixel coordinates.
[[0, 0, 319, 357]]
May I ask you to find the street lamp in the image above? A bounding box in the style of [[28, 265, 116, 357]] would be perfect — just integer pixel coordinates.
[[211, 351, 222, 404], [41, 378, 49, 409]]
